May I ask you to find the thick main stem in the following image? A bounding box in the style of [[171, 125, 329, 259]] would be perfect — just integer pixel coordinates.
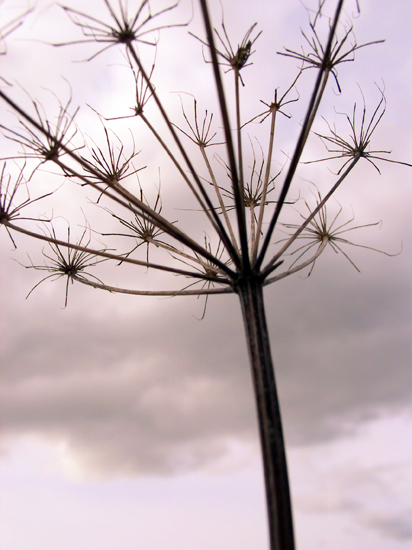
[[237, 276, 294, 550]]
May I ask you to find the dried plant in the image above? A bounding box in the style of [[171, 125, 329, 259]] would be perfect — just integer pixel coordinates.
[[307, 86, 412, 173], [0, 0, 31, 54], [0, 1, 410, 549], [276, 187, 398, 277], [0, 163, 53, 247], [278, 8, 384, 92], [55, 0, 185, 60], [101, 181, 178, 266], [1, 87, 81, 169], [24, 225, 108, 307], [190, 19, 262, 85]]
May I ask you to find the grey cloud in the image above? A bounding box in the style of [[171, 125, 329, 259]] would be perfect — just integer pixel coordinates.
[[1, 263, 259, 474], [360, 511, 412, 541], [266, 249, 412, 445], [2, 225, 411, 475]]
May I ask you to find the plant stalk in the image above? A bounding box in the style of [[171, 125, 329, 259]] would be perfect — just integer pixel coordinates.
[[237, 276, 294, 550]]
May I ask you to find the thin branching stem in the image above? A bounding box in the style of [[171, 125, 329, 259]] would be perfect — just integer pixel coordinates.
[[262, 154, 361, 278], [250, 202, 256, 252], [198, 0, 250, 270], [144, 236, 227, 276], [252, 108, 277, 260], [5, 220, 231, 284], [0, 89, 236, 277], [103, 204, 228, 276], [74, 276, 234, 295], [264, 237, 328, 285], [199, 145, 239, 252], [125, 40, 241, 268], [54, 156, 236, 276], [139, 111, 220, 222], [255, 0, 344, 270], [138, 109, 234, 254], [172, 97, 239, 251], [235, 67, 245, 210]]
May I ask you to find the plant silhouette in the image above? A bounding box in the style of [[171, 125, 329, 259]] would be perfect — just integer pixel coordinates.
[[1, 1, 409, 549]]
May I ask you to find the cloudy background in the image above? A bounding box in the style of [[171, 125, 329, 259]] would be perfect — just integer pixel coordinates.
[[1, 0, 411, 549]]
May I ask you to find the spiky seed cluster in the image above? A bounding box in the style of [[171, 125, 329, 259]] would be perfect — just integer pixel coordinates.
[[1, 94, 80, 167], [25, 227, 107, 307], [307, 88, 412, 173], [278, 188, 394, 275], [0, 163, 53, 248], [80, 126, 144, 187], [190, 20, 261, 81], [57, 0, 183, 61], [279, 18, 385, 92], [102, 185, 175, 266]]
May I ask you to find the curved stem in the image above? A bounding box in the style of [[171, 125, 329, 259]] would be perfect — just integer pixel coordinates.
[[74, 276, 234, 296]]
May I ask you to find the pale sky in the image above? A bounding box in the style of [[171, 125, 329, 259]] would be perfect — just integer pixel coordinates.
[[1, 0, 411, 549]]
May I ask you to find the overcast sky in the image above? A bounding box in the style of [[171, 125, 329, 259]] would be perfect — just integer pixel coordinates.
[[1, 0, 411, 549]]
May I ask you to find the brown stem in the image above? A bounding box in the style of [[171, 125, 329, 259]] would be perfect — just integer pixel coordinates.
[[256, 0, 345, 269], [0, 89, 235, 277], [200, 145, 239, 253], [5, 221, 231, 284], [126, 41, 241, 268], [252, 108, 277, 260], [235, 68, 245, 207], [264, 237, 328, 285], [198, 0, 250, 268], [262, 154, 360, 278], [237, 276, 295, 550], [140, 113, 226, 242]]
